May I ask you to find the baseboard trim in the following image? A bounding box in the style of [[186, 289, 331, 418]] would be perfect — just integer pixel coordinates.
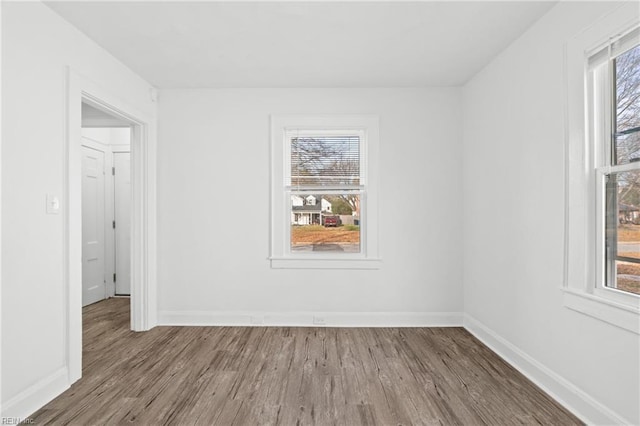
[[463, 314, 630, 426], [1, 315, 628, 424], [0, 366, 70, 420], [158, 310, 464, 327]]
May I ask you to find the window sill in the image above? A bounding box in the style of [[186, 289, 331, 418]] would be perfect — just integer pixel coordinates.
[[562, 288, 640, 334], [270, 257, 382, 270]]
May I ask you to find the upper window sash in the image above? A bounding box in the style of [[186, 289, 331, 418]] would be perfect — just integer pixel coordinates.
[[283, 129, 367, 189], [588, 27, 640, 71], [589, 43, 640, 170]]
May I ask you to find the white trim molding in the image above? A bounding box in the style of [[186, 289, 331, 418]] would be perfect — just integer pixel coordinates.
[[464, 314, 631, 426], [0, 367, 69, 421], [270, 114, 381, 269], [270, 258, 382, 269], [563, 1, 640, 331], [158, 310, 463, 328], [65, 68, 157, 385], [563, 288, 640, 334]]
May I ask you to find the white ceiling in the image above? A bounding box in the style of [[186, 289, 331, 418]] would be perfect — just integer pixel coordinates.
[[46, 1, 556, 88]]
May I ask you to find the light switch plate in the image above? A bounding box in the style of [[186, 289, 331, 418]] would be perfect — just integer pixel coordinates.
[[46, 194, 60, 214]]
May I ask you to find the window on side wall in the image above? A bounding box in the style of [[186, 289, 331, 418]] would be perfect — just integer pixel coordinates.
[[564, 8, 639, 334], [270, 115, 380, 269], [590, 30, 640, 300]]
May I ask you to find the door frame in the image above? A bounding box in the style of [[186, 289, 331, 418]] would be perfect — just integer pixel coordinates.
[[64, 68, 157, 384], [112, 150, 132, 296]]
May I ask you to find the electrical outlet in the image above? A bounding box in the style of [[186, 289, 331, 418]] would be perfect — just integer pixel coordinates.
[[313, 316, 326, 326]]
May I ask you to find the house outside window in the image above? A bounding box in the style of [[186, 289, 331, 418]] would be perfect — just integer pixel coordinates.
[[270, 115, 380, 269]]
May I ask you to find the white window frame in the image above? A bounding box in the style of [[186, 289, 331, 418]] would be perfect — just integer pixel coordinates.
[[270, 115, 381, 269], [593, 30, 640, 304], [564, 4, 640, 334]]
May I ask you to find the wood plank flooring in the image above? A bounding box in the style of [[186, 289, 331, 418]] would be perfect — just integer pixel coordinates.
[[30, 299, 582, 425]]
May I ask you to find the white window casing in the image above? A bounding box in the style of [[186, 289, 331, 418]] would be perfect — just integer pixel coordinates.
[[564, 3, 640, 334], [270, 115, 381, 269]]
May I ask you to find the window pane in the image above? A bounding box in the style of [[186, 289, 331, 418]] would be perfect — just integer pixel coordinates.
[[291, 194, 360, 253], [605, 170, 640, 295], [613, 44, 640, 165], [291, 136, 360, 186], [615, 44, 640, 134], [615, 261, 640, 295], [613, 131, 640, 165]]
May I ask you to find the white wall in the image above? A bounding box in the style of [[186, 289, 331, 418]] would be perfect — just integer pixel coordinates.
[[157, 88, 463, 321], [82, 128, 131, 148], [1, 2, 155, 416], [463, 2, 639, 424], [4, 1, 636, 423]]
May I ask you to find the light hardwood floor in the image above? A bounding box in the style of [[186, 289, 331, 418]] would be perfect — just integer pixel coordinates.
[[31, 298, 582, 425]]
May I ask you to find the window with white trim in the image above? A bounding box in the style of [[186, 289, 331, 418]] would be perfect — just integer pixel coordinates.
[[590, 29, 640, 299], [564, 6, 639, 334], [270, 115, 380, 269], [288, 132, 362, 252]]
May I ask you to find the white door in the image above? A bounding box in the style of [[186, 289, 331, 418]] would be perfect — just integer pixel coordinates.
[[82, 146, 106, 306], [114, 152, 131, 295]]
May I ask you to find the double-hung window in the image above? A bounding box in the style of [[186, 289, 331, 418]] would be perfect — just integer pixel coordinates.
[[288, 131, 363, 253], [591, 29, 640, 300], [564, 7, 640, 334], [270, 115, 380, 269]]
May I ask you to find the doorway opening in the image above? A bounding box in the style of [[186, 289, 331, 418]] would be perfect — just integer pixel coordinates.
[[66, 70, 156, 385], [81, 101, 132, 307]]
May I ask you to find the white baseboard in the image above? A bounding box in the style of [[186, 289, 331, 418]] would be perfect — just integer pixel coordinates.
[[463, 314, 630, 426], [158, 310, 464, 327], [1, 366, 70, 421], [6, 315, 624, 425]]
